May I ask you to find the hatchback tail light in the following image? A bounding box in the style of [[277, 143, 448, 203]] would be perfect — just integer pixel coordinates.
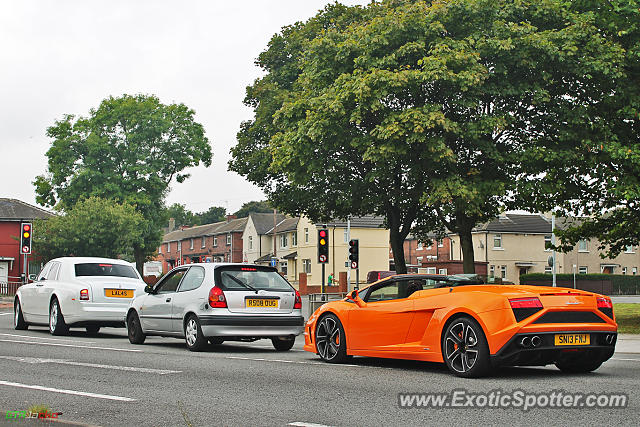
[[509, 297, 543, 322], [294, 290, 302, 309], [80, 289, 89, 301], [208, 286, 227, 308], [597, 296, 614, 318]]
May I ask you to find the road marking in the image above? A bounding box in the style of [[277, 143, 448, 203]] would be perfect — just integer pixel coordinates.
[[0, 332, 96, 343], [0, 355, 180, 374], [289, 422, 333, 427], [0, 313, 12, 316], [0, 380, 135, 401], [612, 358, 640, 362], [0, 338, 142, 353], [224, 355, 360, 368]]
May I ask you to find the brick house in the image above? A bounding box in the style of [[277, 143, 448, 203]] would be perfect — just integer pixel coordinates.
[[157, 216, 248, 273], [391, 234, 452, 273], [0, 198, 54, 290]]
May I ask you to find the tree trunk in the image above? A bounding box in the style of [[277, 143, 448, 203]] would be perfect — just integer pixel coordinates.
[[390, 228, 408, 274], [459, 228, 476, 274], [133, 245, 145, 277]]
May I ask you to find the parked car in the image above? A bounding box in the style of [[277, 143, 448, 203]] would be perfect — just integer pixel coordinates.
[[14, 257, 146, 335], [126, 263, 304, 351], [366, 270, 396, 283], [303, 274, 617, 377]]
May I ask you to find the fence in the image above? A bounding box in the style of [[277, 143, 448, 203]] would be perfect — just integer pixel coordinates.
[[307, 292, 348, 318], [0, 277, 22, 296], [520, 273, 640, 295]]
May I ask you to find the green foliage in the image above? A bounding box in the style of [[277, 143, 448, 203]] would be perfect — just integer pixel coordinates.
[[33, 197, 144, 262], [164, 203, 226, 227], [520, 273, 640, 295], [33, 94, 212, 272], [233, 200, 273, 218], [196, 205, 226, 224], [230, 0, 629, 273]]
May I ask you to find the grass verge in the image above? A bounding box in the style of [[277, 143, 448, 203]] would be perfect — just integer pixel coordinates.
[[614, 303, 640, 334]]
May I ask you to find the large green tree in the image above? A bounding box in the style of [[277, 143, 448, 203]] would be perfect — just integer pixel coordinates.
[[34, 94, 212, 273], [33, 197, 144, 261], [230, 0, 624, 273], [233, 200, 273, 218]]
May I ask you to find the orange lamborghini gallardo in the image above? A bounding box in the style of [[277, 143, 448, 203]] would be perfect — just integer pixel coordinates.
[[303, 274, 617, 377]]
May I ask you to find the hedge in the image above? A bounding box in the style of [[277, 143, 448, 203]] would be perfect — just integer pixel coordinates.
[[520, 273, 640, 295]]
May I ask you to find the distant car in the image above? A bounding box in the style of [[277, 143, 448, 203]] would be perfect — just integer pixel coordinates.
[[14, 257, 146, 335], [366, 270, 396, 283], [304, 274, 617, 377], [126, 263, 304, 351]]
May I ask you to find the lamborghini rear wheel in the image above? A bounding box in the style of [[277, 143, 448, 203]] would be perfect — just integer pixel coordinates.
[[442, 316, 491, 378]]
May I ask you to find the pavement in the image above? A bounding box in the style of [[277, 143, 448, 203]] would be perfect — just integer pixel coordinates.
[[0, 305, 640, 426]]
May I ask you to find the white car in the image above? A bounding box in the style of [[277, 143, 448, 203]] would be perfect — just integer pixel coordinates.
[[126, 263, 304, 351], [14, 257, 146, 335]]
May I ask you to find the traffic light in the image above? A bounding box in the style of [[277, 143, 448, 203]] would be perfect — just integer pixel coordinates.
[[20, 223, 32, 255], [317, 229, 329, 263], [348, 239, 359, 269]]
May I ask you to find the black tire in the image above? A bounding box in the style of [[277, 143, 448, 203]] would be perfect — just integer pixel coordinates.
[[184, 315, 207, 352], [209, 337, 224, 346], [555, 354, 604, 373], [14, 298, 28, 330], [127, 311, 146, 344], [442, 316, 491, 378], [86, 325, 101, 335], [49, 298, 68, 336], [315, 313, 348, 363], [272, 336, 295, 351]]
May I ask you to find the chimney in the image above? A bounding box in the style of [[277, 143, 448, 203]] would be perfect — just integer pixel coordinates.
[[168, 218, 176, 231], [226, 215, 237, 222]]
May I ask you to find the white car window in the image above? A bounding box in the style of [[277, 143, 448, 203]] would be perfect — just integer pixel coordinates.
[[47, 263, 61, 281], [178, 267, 205, 292], [38, 262, 52, 281]]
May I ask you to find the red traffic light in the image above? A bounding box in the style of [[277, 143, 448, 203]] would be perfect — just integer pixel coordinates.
[[319, 230, 327, 238], [23, 224, 30, 232]]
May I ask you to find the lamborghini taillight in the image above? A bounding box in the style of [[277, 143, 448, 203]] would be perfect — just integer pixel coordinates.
[[509, 297, 543, 322], [597, 296, 614, 319]]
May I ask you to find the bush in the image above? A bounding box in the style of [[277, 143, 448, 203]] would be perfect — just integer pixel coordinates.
[[520, 273, 640, 295]]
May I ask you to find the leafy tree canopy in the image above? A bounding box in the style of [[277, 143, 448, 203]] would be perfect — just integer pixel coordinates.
[[34, 94, 212, 273], [197, 205, 227, 224], [33, 197, 144, 262], [230, 0, 626, 273], [233, 200, 273, 218]]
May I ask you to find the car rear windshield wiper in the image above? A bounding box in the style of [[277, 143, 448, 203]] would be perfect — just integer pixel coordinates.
[[223, 272, 258, 293]]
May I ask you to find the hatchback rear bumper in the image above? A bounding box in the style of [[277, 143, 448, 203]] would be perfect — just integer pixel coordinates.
[[199, 315, 304, 337]]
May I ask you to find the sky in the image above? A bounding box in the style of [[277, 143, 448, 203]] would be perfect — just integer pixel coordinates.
[[0, 0, 369, 214]]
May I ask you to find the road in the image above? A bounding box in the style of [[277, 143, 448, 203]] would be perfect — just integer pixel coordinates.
[[0, 307, 638, 426]]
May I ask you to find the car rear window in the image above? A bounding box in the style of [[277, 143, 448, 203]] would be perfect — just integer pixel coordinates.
[[74, 263, 138, 278], [215, 266, 293, 292]]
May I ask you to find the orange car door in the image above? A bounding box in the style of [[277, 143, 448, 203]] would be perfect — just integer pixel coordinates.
[[347, 280, 415, 351]]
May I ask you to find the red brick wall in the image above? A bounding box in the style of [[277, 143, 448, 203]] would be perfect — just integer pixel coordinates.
[[157, 232, 244, 273], [392, 237, 452, 269], [0, 221, 23, 280]]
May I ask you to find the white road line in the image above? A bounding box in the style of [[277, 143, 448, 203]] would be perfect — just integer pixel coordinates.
[[0, 332, 96, 343], [0, 355, 180, 374], [0, 313, 12, 316], [612, 358, 640, 362], [0, 380, 135, 401], [0, 338, 141, 353], [224, 355, 361, 368], [289, 422, 333, 427]]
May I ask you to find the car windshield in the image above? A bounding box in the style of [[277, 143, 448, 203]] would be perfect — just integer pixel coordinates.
[[216, 266, 293, 292], [74, 263, 139, 278]]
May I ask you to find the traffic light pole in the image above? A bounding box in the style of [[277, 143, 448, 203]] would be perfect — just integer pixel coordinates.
[[321, 264, 325, 294], [355, 268, 359, 290]]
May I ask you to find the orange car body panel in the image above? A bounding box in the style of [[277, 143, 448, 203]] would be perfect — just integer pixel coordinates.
[[303, 281, 617, 364]]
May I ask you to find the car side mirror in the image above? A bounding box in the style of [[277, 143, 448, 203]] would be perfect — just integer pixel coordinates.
[[144, 284, 154, 294], [347, 290, 365, 307]]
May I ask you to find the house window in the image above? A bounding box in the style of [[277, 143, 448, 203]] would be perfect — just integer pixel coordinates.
[[493, 234, 502, 249], [427, 241, 433, 250], [279, 234, 288, 248], [248, 236, 253, 250], [623, 267, 628, 275], [201, 236, 206, 248], [343, 229, 348, 243], [417, 242, 423, 250], [213, 236, 218, 247], [167, 242, 170, 252], [544, 235, 552, 251], [544, 266, 552, 274], [578, 239, 588, 252], [226, 234, 231, 245], [489, 265, 495, 277], [437, 239, 444, 248], [291, 232, 297, 247], [439, 268, 447, 275], [579, 266, 588, 274], [303, 259, 311, 274], [633, 267, 638, 275], [625, 245, 634, 253], [280, 262, 288, 276], [500, 265, 507, 279], [190, 238, 194, 250], [304, 228, 309, 243], [427, 267, 437, 274], [416, 256, 423, 265], [158, 245, 162, 254]]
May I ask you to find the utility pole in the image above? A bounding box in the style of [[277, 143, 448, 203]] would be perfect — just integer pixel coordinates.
[[347, 218, 351, 291], [552, 215, 557, 287]]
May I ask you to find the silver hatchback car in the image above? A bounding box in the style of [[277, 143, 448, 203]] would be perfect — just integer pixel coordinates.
[[126, 263, 304, 351]]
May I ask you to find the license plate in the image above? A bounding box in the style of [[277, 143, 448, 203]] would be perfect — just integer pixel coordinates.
[[554, 333, 590, 346], [105, 289, 134, 298], [246, 298, 278, 308]]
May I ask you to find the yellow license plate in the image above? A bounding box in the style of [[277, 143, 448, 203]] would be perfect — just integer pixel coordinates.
[[554, 333, 590, 346], [105, 289, 134, 298], [246, 299, 278, 308]]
